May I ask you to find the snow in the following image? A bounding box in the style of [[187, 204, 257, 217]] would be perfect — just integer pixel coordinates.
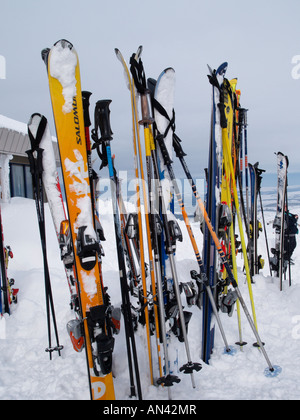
[[0, 184, 299, 401], [0, 114, 28, 135], [49, 41, 78, 114], [28, 114, 66, 235], [64, 150, 96, 240]]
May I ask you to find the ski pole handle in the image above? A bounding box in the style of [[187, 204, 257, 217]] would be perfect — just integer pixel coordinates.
[[82, 91, 92, 128], [95, 100, 113, 142], [139, 91, 154, 125]]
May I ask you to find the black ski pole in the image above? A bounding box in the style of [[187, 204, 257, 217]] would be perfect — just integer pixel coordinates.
[[27, 115, 63, 359]]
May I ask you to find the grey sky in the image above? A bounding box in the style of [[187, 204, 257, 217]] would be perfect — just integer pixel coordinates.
[[1, 0, 300, 180]]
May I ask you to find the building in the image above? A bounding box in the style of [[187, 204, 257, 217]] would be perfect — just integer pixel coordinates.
[[0, 114, 60, 202]]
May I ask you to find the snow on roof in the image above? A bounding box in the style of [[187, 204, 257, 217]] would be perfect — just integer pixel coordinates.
[[0, 114, 28, 134], [0, 114, 59, 160]]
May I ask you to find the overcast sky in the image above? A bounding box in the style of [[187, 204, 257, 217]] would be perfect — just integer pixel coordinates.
[[1, 0, 300, 181]]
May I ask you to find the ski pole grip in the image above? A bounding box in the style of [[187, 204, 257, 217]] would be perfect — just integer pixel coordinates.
[[139, 91, 154, 125], [95, 100, 113, 141], [82, 91, 92, 127]]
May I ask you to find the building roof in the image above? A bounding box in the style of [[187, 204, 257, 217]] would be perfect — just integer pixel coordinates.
[[0, 114, 60, 162]]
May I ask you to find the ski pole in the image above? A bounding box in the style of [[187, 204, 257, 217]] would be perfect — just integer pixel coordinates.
[[26, 121, 63, 359]]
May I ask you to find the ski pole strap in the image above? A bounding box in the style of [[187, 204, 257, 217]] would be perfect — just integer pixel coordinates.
[[129, 55, 147, 94], [218, 87, 227, 129], [26, 148, 44, 177], [27, 113, 48, 152], [207, 68, 220, 90], [152, 97, 175, 138], [151, 97, 186, 157], [207, 70, 227, 129]]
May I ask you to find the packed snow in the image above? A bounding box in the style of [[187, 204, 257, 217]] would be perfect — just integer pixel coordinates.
[[49, 40, 78, 114], [0, 184, 299, 401]]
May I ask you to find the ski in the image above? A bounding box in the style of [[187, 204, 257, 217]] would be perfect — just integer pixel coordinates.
[[42, 39, 115, 400], [270, 152, 289, 290]]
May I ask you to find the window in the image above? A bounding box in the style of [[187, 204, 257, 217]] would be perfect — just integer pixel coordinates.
[[10, 163, 33, 199]]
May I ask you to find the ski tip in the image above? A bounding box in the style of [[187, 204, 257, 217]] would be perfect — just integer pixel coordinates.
[[41, 48, 50, 65], [164, 67, 175, 74], [264, 365, 282, 378], [114, 48, 124, 63], [217, 62, 228, 76], [54, 39, 73, 50]]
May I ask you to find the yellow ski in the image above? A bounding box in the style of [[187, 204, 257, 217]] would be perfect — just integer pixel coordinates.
[[43, 39, 115, 400]]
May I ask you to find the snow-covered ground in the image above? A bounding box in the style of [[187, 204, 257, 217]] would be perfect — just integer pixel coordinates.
[[0, 185, 299, 401]]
